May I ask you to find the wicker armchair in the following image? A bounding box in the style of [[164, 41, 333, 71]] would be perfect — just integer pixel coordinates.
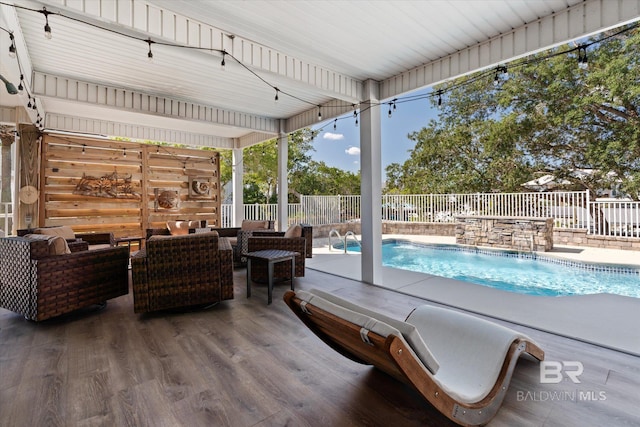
[[131, 232, 234, 313], [211, 220, 276, 266], [246, 225, 312, 283], [18, 227, 115, 250], [0, 236, 129, 321]]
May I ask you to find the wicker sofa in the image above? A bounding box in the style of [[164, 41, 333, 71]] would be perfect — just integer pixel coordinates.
[[212, 220, 276, 266], [131, 232, 234, 313], [0, 235, 129, 321], [246, 224, 312, 283]]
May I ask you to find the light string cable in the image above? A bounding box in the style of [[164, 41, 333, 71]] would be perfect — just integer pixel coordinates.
[[0, 2, 327, 112], [3, 2, 638, 135], [0, 25, 45, 129]]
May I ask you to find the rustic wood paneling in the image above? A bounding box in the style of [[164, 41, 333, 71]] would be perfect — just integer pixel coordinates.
[[40, 134, 221, 238]]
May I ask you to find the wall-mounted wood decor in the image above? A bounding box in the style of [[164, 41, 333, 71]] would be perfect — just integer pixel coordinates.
[[188, 175, 216, 200], [154, 188, 180, 211], [37, 134, 221, 239], [74, 172, 140, 199]]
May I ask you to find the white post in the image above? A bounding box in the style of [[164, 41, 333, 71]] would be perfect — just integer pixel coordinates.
[[232, 147, 244, 227], [277, 122, 288, 231], [359, 80, 383, 285]]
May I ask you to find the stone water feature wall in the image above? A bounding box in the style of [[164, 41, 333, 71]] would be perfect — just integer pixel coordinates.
[[455, 216, 554, 252]]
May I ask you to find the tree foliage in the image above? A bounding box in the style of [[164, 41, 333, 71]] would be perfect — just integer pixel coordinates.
[[219, 128, 360, 203], [385, 25, 640, 199]]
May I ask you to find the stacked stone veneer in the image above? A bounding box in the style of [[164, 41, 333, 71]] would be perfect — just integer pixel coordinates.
[[455, 216, 554, 252], [312, 220, 640, 252]]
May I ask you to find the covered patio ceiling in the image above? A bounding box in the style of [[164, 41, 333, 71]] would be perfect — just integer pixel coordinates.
[[2, 0, 639, 150]]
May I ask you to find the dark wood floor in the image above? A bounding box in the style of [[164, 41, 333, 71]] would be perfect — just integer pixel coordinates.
[[1, 267, 639, 427]]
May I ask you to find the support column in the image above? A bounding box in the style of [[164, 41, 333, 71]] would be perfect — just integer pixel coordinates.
[[359, 80, 383, 285], [277, 123, 288, 231], [232, 147, 244, 227]]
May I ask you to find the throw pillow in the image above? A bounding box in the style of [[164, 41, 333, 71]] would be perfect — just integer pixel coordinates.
[[284, 224, 302, 238], [24, 233, 71, 255], [167, 220, 194, 235], [35, 226, 76, 240], [241, 220, 268, 230]]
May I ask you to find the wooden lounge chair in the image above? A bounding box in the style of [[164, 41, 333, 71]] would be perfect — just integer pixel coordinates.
[[283, 289, 544, 426]]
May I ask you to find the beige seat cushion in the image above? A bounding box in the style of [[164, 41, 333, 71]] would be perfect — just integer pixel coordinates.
[[241, 220, 269, 231], [25, 233, 71, 255], [284, 224, 302, 238], [34, 226, 76, 240], [167, 220, 202, 235]]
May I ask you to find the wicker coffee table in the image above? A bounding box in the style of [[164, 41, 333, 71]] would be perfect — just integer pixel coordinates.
[[244, 249, 299, 304]]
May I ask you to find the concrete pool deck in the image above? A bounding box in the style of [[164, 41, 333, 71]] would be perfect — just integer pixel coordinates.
[[307, 235, 640, 356]]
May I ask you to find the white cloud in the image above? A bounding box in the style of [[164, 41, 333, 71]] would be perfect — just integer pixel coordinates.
[[323, 132, 344, 140], [345, 146, 360, 156]]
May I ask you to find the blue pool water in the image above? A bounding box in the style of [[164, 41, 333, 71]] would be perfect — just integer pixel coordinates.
[[346, 241, 640, 298]]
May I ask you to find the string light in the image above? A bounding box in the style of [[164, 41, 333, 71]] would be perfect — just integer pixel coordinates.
[[123, 148, 127, 157], [578, 46, 589, 69], [221, 51, 226, 70], [333, 119, 337, 130], [40, 7, 52, 39], [493, 65, 508, 86], [17, 74, 24, 91], [1, 3, 637, 135], [82, 144, 86, 155], [146, 38, 154, 61], [8, 32, 16, 58]]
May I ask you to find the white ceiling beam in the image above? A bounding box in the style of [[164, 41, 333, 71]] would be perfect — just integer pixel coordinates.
[[32, 72, 279, 134], [44, 112, 236, 148], [380, 0, 640, 100], [284, 99, 361, 134]]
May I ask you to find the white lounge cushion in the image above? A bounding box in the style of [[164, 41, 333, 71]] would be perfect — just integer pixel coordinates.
[[406, 305, 534, 403], [296, 289, 440, 374]]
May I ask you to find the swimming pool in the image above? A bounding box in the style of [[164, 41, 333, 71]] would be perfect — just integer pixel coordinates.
[[345, 240, 640, 298]]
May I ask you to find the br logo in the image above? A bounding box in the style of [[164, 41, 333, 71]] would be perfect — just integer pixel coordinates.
[[540, 361, 584, 384]]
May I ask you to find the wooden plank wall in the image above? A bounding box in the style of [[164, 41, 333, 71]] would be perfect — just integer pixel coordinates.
[[40, 134, 220, 240]]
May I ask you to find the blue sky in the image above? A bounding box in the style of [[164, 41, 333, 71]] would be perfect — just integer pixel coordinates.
[[311, 88, 439, 179]]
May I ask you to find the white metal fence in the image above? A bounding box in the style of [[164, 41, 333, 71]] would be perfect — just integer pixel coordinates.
[[221, 191, 640, 238]]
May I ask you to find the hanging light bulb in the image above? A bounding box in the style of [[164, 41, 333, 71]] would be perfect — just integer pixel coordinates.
[[333, 119, 337, 131], [578, 47, 589, 70], [123, 148, 127, 158], [388, 103, 393, 118], [17, 74, 24, 92], [8, 33, 16, 58], [274, 88, 279, 103], [437, 90, 443, 107], [27, 97, 32, 109], [317, 106, 322, 121], [41, 7, 52, 39], [221, 51, 226, 70], [146, 38, 154, 61], [353, 106, 358, 127], [82, 144, 86, 155]]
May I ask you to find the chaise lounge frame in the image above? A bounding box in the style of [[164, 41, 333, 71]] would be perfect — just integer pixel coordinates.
[[284, 290, 544, 426]]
